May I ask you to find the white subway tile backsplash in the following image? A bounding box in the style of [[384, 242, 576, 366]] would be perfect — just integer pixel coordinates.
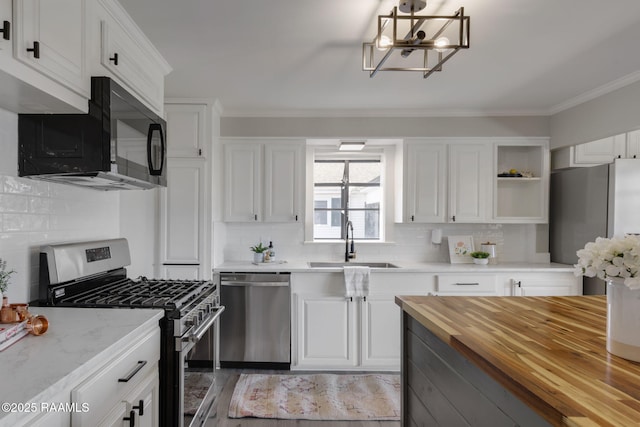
[[0, 194, 29, 213], [221, 221, 546, 265]]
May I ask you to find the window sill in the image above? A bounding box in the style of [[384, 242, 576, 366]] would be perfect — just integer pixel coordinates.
[[303, 240, 397, 246]]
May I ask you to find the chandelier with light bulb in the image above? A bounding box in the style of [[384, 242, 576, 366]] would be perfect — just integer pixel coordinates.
[[362, 0, 470, 78]]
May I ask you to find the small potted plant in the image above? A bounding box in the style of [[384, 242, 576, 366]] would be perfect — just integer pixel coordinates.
[[0, 258, 15, 304], [470, 251, 490, 265], [250, 242, 268, 263]]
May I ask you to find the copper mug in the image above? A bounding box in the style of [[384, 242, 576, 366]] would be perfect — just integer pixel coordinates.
[[26, 315, 49, 335]]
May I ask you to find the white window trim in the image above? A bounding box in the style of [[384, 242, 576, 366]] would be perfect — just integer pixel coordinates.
[[304, 144, 396, 244]]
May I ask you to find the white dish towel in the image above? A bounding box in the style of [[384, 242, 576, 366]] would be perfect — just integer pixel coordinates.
[[343, 266, 370, 298]]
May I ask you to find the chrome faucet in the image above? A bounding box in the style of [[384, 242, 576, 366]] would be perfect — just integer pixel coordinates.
[[345, 220, 356, 262]]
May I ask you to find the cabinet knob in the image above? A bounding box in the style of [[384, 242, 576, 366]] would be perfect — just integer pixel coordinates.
[[254, 214, 258, 221], [411, 215, 415, 222], [0, 21, 9, 41], [451, 215, 456, 222], [109, 52, 119, 65], [26, 41, 40, 58]]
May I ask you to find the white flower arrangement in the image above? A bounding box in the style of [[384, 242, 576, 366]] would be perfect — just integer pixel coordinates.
[[574, 235, 640, 289]]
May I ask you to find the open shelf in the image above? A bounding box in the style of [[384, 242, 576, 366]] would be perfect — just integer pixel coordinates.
[[495, 143, 547, 222]]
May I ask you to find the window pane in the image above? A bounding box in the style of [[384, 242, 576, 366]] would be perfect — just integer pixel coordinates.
[[314, 161, 344, 184], [348, 186, 381, 209], [348, 209, 379, 239], [349, 162, 381, 184], [313, 186, 342, 239], [314, 200, 327, 225], [331, 198, 341, 227], [314, 213, 342, 239]]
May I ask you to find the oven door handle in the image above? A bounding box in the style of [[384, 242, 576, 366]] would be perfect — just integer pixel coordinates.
[[184, 306, 225, 344]]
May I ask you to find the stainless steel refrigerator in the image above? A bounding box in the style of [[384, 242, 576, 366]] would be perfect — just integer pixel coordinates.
[[550, 159, 640, 294]]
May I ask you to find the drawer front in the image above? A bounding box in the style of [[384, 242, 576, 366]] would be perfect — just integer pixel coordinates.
[[437, 274, 497, 294], [71, 328, 160, 424]]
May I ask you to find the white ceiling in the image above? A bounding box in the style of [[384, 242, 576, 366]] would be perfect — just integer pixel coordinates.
[[118, 0, 640, 117]]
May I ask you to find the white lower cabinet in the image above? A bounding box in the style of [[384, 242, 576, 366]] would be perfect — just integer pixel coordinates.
[[294, 292, 357, 368], [435, 273, 499, 295], [501, 272, 582, 296], [291, 272, 431, 370], [71, 327, 160, 426], [98, 369, 158, 427]]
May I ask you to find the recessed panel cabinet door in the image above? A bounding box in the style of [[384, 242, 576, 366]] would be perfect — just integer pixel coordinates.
[[224, 143, 262, 222], [360, 296, 401, 366], [264, 143, 303, 222], [449, 143, 491, 222], [14, 0, 88, 97], [294, 293, 357, 368], [160, 158, 205, 278], [405, 143, 446, 222]]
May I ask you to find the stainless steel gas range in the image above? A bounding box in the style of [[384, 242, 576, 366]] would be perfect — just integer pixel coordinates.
[[38, 238, 224, 427]]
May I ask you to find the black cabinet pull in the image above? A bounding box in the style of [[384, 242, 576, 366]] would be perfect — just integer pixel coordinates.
[[295, 215, 298, 221], [109, 52, 119, 65], [452, 215, 456, 222], [254, 214, 258, 221], [411, 215, 414, 221], [26, 41, 40, 58], [0, 21, 9, 41], [123, 410, 135, 427], [133, 399, 144, 416], [118, 360, 147, 383]]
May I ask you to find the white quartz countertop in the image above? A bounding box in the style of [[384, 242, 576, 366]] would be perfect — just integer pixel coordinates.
[[0, 307, 163, 426], [214, 260, 576, 273]]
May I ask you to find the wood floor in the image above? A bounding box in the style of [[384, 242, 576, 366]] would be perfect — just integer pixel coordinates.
[[205, 369, 401, 427]]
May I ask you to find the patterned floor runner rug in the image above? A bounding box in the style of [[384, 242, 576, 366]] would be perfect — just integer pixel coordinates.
[[228, 373, 401, 420]]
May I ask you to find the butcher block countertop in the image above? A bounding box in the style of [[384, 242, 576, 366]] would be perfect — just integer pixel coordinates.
[[395, 295, 640, 427]]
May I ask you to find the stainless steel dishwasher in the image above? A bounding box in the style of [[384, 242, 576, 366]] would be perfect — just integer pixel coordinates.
[[218, 272, 291, 369]]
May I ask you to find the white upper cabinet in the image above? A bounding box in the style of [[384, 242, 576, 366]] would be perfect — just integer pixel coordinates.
[[404, 142, 446, 222], [625, 129, 640, 158], [448, 142, 491, 223], [494, 139, 549, 223], [551, 133, 640, 169], [573, 134, 626, 165], [263, 143, 304, 222], [402, 139, 491, 223], [0, 0, 170, 114], [13, 0, 89, 98], [0, 0, 88, 112], [224, 142, 262, 222], [0, 1, 10, 53], [223, 140, 304, 223], [165, 103, 207, 158], [90, 0, 171, 116]]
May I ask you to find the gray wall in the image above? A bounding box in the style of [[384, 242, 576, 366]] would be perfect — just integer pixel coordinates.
[[550, 79, 640, 149], [221, 116, 549, 138], [221, 79, 640, 151]]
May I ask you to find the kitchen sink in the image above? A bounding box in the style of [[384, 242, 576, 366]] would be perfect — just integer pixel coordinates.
[[308, 262, 399, 268]]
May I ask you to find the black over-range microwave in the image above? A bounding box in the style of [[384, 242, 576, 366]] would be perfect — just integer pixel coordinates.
[[18, 77, 166, 191]]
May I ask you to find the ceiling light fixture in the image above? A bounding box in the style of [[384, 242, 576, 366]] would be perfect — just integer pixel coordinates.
[[362, 0, 470, 78], [338, 141, 366, 151]]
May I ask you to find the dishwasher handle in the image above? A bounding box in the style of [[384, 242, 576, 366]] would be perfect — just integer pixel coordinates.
[[221, 281, 289, 287]]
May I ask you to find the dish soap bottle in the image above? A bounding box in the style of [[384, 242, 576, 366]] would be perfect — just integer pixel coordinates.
[[268, 241, 275, 261]]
